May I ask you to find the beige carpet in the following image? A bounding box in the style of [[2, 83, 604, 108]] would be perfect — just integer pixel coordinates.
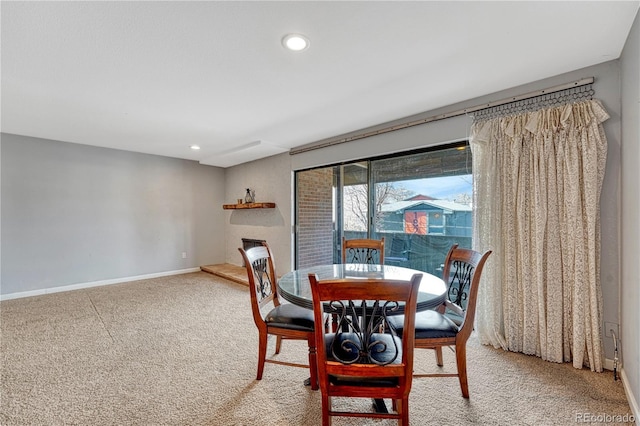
[[0, 272, 633, 425]]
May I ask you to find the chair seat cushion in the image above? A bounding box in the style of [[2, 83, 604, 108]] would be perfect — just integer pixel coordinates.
[[265, 303, 315, 332], [388, 310, 459, 339]]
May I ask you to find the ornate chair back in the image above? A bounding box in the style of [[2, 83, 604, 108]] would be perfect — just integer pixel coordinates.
[[441, 244, 491, 332], [240, 244, 280, 329], [342, 237, 385, 264]]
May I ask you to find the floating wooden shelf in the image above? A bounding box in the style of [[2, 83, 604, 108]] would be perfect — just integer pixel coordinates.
[[222, 202, 276, 210]]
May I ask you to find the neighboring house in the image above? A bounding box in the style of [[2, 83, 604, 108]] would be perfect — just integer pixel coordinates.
[[380, 198, 472, 237]]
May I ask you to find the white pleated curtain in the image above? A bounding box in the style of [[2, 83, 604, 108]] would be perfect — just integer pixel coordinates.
[[470, 99, 609, 371]]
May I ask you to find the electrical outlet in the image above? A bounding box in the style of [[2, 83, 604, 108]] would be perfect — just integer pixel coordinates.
[[182, 252, 187, 259], [604, 321, 619, 338]]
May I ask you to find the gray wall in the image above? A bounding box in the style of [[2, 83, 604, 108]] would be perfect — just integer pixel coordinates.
[[223, 152, 293, 276], [621, 10, 640, 415], [1, 134, 226, 296], [226, 61, 626, 368]]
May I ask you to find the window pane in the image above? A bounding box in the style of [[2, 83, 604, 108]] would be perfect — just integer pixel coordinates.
[[342, 162, 368, 241], [294, 143, 472, 271], [373, 145, 472, 275]]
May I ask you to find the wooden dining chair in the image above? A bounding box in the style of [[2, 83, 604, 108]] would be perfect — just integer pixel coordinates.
[[342, 236, 385, 264], [238, 243, 318, 390], [308, 272, 422, 425], [387, 244, 492, 398]]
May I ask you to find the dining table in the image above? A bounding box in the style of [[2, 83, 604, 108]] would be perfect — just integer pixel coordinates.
[[278, 263, 447, 313], [277, 263, 447, 414]]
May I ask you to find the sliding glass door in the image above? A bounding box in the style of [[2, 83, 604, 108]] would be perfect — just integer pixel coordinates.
[[295, 142, 472, 273]]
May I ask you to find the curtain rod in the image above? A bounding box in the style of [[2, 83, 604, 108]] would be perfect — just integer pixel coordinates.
[[289, 77, 594, 155]]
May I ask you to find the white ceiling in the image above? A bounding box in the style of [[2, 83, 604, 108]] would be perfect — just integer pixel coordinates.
[[2, 1, 638, 167]]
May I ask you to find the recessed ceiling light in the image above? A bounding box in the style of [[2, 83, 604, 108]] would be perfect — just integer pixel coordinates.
[[190, 145, 201, 150], [282, 34, 310, 52]]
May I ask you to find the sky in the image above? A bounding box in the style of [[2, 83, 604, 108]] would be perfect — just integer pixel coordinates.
[[397, 174, 472, 200]]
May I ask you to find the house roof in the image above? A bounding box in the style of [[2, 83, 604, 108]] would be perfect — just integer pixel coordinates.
[[406, 194, 437, 201], [381, 200, 472, 214]]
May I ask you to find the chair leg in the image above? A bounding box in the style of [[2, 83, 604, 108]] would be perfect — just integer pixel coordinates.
[[307, 336, 319, 390], [397, 397, 409, 426], [435, 347, 444, 367], [455, 343, 469, 398], [321, 394, 332, 426], [275, 336, 282, 354], [257, 332, 268, 380]]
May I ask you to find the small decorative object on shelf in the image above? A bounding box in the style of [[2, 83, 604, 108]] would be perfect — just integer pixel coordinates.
[[244, 188, 255, 204]]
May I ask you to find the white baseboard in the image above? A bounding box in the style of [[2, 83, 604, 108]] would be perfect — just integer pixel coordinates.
[[0, 267, 201, 301], [621, 368, 639, 420]]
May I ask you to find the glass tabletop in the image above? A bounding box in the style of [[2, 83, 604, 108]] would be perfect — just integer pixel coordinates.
[[278, 263, 447, 313]]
